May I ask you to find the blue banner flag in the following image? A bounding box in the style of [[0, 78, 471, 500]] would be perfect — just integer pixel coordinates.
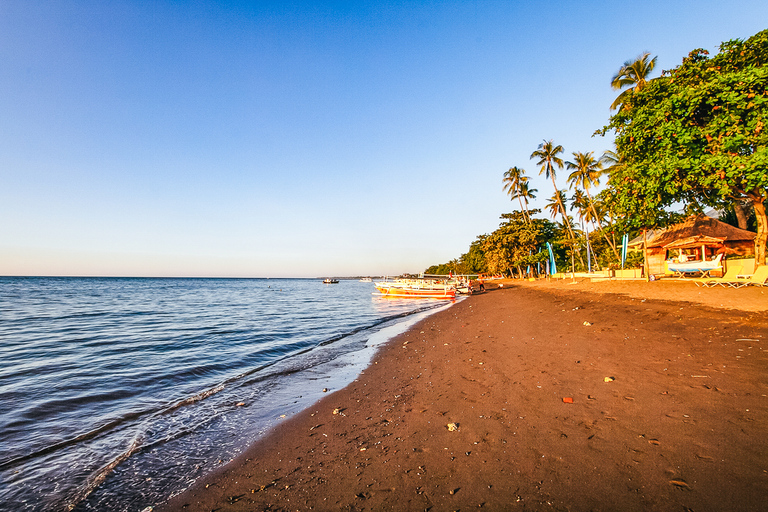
[[621, 234, 629, 268], [546, 242, 557, 275]]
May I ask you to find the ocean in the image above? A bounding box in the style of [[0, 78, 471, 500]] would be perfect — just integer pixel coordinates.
[[0, 277, 451, 511]]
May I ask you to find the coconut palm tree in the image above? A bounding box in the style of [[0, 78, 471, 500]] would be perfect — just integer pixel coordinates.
[[610, 52, 658, 110], [599, 147, 624, 175], [531, 140, 573, 236], [518, 181, 537, 220], [502, 167, 531, 223], [546, 190, 581, 272], [533, 139, 584, 267], [546, 190, 569, 221], [571, 190, 601, 271], [570, 189, 590, 224], [566, 151, 621, 261]]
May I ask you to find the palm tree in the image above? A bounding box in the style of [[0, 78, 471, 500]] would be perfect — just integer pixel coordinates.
[[502, 167, 531, 223], [599, 147, 624, 175], [566, 151, 621, 261], [599, 147, 625, 251], [546, 190, 569, 221], [571, 190, 601, 271], [610, 52, 658, 110], [570, 189, 590, 224], [546, 190, 581, 272], [518, 181, 538, 220], [531, 140, 574, 238]]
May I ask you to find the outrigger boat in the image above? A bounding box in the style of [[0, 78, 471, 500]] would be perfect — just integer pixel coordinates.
[[374, 278, 456, 299], [667, 253, 723, 277]]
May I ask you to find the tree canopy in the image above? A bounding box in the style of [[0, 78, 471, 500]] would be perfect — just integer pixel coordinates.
[[602, 29, 768, 264]]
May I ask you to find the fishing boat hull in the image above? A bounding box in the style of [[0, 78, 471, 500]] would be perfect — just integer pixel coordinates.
[[667, 253, 723, 275], [374, 282, 456, 299]]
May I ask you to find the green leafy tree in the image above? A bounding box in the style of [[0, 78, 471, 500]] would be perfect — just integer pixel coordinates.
[[460, 236, 488, 274], [602, 29, 768, 265], [610, 52, 658, 111], [481, 210, 555, 276]]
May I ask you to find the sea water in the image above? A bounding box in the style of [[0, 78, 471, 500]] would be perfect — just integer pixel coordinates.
[[0, 277, 451, 511]]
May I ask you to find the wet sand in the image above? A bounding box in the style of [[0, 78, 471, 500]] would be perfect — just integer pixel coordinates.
[[163, 279, 767, 511]]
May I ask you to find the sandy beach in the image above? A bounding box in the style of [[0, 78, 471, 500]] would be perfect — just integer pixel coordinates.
[[163, 279, 767, 512]]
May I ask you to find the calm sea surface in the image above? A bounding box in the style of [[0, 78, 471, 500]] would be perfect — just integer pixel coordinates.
[[0, 277, 450, 511]]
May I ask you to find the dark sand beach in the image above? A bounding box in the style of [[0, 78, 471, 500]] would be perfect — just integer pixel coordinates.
[[163, 279, 767, 512]]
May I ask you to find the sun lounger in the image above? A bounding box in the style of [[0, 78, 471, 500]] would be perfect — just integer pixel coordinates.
[[728, 265, 768, 288], [695, 264, 742, 288]]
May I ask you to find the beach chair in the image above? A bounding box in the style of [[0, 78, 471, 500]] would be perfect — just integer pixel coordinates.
[[729, 265, 768, 288], [695, 264, 742, 288]]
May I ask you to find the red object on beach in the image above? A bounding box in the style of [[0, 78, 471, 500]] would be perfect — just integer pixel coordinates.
[[562, 397, 573, 403]]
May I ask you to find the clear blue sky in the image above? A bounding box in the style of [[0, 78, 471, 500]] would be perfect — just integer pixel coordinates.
[[1, 1, 766, 277]]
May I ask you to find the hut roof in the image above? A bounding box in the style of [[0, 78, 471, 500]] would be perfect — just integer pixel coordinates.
[[628, 215, 755, 248], [662, 235, 726, 249]]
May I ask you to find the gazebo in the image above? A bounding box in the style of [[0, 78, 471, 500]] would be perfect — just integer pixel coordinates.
[[662, 235, 727, 260], [628, 215, 756, 276]]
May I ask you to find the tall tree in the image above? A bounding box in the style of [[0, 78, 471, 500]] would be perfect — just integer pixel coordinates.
[[571, 190, 601, 270], [570, 189, 591, 225], [566, 151, 621, 260], [531, 140, 575, 239], [481, 211, 556, 276], [610, 52, 658, 110], [518, 181, 538, 220], [545, 190, 569, 221], [502, 167, 531, 223], [602, 29, 768, 265]]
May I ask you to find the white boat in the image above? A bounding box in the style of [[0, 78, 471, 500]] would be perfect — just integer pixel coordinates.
[[359, 277, 372, 282], [667, 253, 723, 275], [374, 279, 456, 299]]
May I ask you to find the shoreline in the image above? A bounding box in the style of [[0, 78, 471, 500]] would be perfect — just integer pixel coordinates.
[[162, 281, 767, 511]]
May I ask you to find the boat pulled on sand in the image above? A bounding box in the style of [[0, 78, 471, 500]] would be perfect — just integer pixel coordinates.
[[374, 278, 456, 299]]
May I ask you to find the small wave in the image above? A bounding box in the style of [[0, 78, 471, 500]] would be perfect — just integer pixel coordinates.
[[0, 409, 152, 470], [0, 384, 227, 472], [66, 434, 144, 511], [161, 384, 226, 415], [1, 304, 439, 471]]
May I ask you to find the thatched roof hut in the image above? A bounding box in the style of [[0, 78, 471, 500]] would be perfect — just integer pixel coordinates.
[[628, 215, 756, 275]]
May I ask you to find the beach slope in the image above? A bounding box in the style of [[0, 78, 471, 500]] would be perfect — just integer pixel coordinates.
[[163, 282, 767, 511]]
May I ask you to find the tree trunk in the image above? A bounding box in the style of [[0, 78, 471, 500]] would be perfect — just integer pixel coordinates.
[[585, 188, 620, 262], [517, 196, 529, 224], [552, 176, 584, 267], [643, 229, 650, 281], [750, 196, 767, 267], [733, 200, 748, 230]]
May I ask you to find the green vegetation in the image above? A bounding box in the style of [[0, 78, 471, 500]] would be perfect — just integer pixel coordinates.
[[426, 29, 767, 275], [602, 29, 768, 265], [425, 211, 562, 277], [610, 52, 658, 111]]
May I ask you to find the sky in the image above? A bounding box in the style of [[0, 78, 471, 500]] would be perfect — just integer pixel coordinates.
[[1, 1, 766, 277]]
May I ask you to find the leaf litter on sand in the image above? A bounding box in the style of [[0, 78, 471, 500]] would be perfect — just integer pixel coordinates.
[[670, 478, 691, 490]]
